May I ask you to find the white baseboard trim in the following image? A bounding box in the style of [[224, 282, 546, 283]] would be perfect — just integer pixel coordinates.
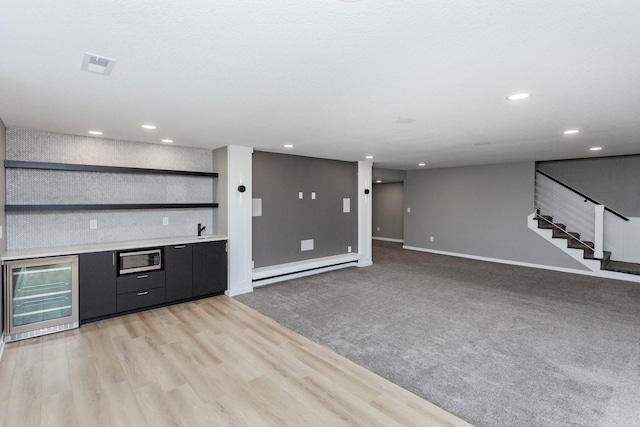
[[402, 245, 640, 283], [252, 253, 360, 280], [0, 331, 5, 363], [372, 237, 404, 243], [253, 262, 358, 287], [225, 286, 254, 297]]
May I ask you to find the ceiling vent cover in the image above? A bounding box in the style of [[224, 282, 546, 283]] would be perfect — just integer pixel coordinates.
[[81, 52, 116, 75]]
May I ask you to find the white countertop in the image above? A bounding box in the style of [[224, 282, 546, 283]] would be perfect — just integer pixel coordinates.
[[1, 234, 228, 261]]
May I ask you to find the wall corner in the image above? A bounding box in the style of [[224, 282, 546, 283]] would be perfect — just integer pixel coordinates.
[[225, 145, 254, 296], [357, 161, 373, 267]]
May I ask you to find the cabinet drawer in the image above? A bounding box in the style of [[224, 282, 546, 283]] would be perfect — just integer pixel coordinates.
[[117, 287, 165, 312], [117, 271, 165, 294]]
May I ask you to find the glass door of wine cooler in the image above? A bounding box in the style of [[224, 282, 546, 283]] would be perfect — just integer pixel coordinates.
[[5, 255, 79, 341]]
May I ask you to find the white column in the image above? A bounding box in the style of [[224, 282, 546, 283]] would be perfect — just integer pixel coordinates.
[[594, 204, 605, 259], [226, 145, 254, 296], [357, 161, 373, 267]]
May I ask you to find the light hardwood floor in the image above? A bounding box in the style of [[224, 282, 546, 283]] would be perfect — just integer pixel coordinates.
[[0, 296, 472, 426]]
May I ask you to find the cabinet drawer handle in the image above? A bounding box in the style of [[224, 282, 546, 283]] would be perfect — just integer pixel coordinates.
[[137, 291, 149, 296], [174, 245, 186, 249], [137, 274, 149, 279]]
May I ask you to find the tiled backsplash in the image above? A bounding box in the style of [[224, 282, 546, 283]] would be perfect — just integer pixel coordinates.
[[7, 128, 212, 171], [6, 128, 219, 251], [6, 170, 213, 204]]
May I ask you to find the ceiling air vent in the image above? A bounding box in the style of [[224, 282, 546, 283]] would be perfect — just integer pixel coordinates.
[[81, 52, 116, 75]]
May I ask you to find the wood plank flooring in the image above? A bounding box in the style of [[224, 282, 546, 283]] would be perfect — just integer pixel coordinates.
[[0, 296, 472, 427]]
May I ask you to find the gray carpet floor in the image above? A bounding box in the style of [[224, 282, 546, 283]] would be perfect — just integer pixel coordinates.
[[236, 241, 640, 427]]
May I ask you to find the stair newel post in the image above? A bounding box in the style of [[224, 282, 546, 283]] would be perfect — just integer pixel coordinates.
[[594, 204, 605, 259]]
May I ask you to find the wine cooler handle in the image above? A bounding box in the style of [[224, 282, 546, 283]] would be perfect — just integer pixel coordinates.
[[137, 291, 149, 296], [137, 274, 149, 279]]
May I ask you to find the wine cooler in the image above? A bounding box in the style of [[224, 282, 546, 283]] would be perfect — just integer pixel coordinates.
[[4, 255, 79, 342]]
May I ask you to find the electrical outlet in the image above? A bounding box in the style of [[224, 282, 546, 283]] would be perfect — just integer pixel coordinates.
[[377, 227, 380, 231], [163, 217, 169, 226], [311, 192, 316, 199], [90, 219, 97, 229], [430, 236, 434, 242], [348, 246, 352, 252], [299, 192, 303, 199], [407, 207, 411, 213]]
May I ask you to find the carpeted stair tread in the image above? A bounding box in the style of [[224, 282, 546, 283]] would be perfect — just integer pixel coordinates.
[[603, 260, 640, 276], [552, 229, 579, 239], [568, 239, 593, 250]]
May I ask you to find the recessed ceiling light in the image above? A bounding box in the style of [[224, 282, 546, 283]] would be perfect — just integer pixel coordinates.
[[81, 52, 116, 75], [142, 124, 157, 130], [418, 163, 426, 167], [590, 147, 602, 151], [507, 93, 531, 100], [365, 155, 374, 159], [161, 139, 174, 144], [284, 144, 294, 148], [88, 130, 103, 135], [563, 129, 580, 135]]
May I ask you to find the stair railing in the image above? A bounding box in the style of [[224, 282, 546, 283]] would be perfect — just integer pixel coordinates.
[[535, 170, 628, 259]]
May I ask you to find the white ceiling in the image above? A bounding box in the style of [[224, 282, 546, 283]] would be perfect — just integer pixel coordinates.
[[1, 1, 640, 170]]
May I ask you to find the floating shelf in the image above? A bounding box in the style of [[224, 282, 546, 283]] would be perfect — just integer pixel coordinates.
[[5, 160, 219, 213], [4, 160, 218, 177], [5, 203, 218, 212]]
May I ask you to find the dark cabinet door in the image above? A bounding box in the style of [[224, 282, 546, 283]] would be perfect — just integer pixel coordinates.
[[79, 251, 117, 321], [165, 244, 193, 302], [192, 241, 227, 297]]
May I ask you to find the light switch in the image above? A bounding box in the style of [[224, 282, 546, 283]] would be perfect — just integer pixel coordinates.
[[163, 217, 169, 226], [252, 198, 263, 216], [343, 198, 351, 213], [301, 239, 314, 251]]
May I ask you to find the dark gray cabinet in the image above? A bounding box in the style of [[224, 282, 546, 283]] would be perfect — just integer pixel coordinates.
[[116, 271, 165, 312], [165, 244, 193, 302], [79, 240, 227, 321], [193, 241, 227, 297], [79, 251, 117, 320]]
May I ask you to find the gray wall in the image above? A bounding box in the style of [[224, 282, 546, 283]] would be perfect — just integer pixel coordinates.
[[372, 182, 404, 240], [252, 151, 358, 268], [373, 167, 407, 183], [404, 161, 588, 270], [6, 128, 219, 250], [538, 155, 640, 217]]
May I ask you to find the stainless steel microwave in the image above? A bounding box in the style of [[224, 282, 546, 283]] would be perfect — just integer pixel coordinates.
[[119, 248, 162, 274]]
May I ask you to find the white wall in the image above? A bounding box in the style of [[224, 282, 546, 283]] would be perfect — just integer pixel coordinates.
[[226, 145, 253, 296]]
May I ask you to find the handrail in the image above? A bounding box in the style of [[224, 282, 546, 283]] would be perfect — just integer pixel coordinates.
[[535, 169, 629, 221]]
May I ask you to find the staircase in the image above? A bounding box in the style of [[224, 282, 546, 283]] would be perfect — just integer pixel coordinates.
[[534, 213, 640, 276]]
